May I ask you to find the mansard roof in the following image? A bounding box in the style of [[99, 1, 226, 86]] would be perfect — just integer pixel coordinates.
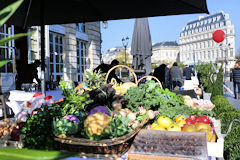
[[153, 41, 179, 48]]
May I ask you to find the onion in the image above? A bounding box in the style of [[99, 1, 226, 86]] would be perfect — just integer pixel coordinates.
[[119, 109, 127, 117], [112, 100, 122, 111], [146, 110, 155, 120], [127, 112, 137, 121], [139, 106, 146, 115], [131, 120, 140, 129], [124, 108, 132, 114]]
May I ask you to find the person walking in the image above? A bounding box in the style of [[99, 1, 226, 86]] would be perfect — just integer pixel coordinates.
[[153, 63, 166, 84], [169, 62, 183, 89], [21, 60, 41, 85], [94, 59, 123, 83], [231, 63, 240, 99], [183, 64, 195, 80]]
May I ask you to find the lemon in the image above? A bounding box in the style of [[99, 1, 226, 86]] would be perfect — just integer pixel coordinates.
[[151, 122, 158, 128], [175, 115, 186, 122], [167, 124, 181, 131], [157, 116, 173, 128], [151, 125, 166, 131], [175, 120, 186, 127]]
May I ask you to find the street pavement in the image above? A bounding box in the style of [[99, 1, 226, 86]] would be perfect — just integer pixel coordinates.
[[224, 81, 240, 110]]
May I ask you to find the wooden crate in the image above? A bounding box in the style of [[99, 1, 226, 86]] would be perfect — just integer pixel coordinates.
[[128, 130, 208, 160]]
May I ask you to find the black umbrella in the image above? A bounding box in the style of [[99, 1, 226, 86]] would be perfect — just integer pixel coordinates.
[[1, 0, 209, 94]]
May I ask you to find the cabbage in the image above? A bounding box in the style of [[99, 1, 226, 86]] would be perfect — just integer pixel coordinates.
[[88, 106, 110, 116]]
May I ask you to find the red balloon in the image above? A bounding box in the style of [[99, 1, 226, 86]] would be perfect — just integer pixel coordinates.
[[212, 30, 225, 43]]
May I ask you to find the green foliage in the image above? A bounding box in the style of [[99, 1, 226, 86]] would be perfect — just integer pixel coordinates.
[[211, 66, 224, 98], [59, 81, 93, 115], [53, 118, 79, 137], [211, 96, 229, 107], [157, 104, 215, 121], [0, 148, 77, 160], [224, 125, 240, 160], [22, 104, 62, 150], [210, 95, 226, 102], [0, 60, 10, 68], [83, 70, 106, 89], [218, 111, 240, 133], [124, 81, 184, 112], [0, 0, 32, 68], [0, 0, 23, 26], [178, 62, 185, 71], [213, 104, 238, 118], [152, 63, 158, 69], [196, 63, 216, 93], [103, 115, 132, 139]]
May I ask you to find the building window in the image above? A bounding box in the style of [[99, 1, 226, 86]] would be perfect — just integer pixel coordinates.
[[76, 23, 86, 33], [0, 24, 14, 73], [77, 40, 88, 82], [208, 51, 211, 59], [220, 22, 224, 27], [216, 23, 219, 28], [49, 32, 64, 81], [230, 49, 234, 57]]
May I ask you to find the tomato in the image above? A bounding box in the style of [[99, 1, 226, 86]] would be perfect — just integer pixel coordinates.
[[200, 115, 210, 124], [188, 115, 197, 121], [185, 118, 195, 125], [195, 117, 205, 123]]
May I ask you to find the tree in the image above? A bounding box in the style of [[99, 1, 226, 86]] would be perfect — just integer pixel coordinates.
[[115, 51, 132, 65], [211, 65, 224, 99]]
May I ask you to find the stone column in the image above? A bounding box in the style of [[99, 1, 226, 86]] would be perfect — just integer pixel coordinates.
[[64, 24, 77, 82], [87, 22, 101, 69]]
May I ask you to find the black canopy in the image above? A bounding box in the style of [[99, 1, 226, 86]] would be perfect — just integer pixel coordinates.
[[1, 0, 209, 27]]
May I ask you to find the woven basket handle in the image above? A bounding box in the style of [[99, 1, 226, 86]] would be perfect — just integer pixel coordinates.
[[137, 75, 163, 89], [105, 65, 138, 84]]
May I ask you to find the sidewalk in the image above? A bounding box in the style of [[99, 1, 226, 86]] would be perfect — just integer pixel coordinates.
[[224, 81, 240, 110]]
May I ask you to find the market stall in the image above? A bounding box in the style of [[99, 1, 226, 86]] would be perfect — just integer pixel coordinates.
[[1, 65, 240, 160]]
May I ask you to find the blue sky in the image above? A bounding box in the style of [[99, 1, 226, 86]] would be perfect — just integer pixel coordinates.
[[101, 0, 240, 54]]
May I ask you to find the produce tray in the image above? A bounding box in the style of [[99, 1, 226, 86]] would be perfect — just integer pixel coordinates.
[[54, 119, 147, 157], [128, 129, 208, 160]]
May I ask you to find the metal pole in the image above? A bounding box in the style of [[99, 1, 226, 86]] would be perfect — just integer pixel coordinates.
[[125, 46, 127, 65], [40, 0, 46, 96]]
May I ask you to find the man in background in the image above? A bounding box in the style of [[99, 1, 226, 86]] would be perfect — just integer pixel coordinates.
[[231, 63, 240, 99], [169, 62, 183, 89], [21, 60, 41, 85], [94, 59, 123, 83], [183, 64, 195, 80]]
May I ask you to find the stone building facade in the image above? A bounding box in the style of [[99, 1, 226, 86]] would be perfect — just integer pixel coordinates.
[[30, 22, 101, 84], [152, 41, 179, 65], [0, 22, 101, 93], [179, 12, 235, 71]]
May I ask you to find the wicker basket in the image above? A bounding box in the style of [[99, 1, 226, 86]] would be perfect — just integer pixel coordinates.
[[137, 75, 163, 89], [54, 119, 148, 157], [105, 65, 138, 84]]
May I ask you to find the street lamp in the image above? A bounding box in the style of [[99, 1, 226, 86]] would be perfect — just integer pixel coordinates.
[[122, 36, 129, 65]]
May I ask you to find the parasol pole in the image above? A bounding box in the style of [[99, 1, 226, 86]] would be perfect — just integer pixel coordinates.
[[40, 0, 46, 96]]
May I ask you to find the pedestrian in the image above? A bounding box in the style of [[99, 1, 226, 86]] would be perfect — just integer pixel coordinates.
[[153, 63, 166, 84], [183, 64, 195, 80], [94, 59, 123, 83], [169, 62, 183, 89], [164, 63, 171, 89], [21, 60, 41, 85], [231, 63, 240, 99]]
